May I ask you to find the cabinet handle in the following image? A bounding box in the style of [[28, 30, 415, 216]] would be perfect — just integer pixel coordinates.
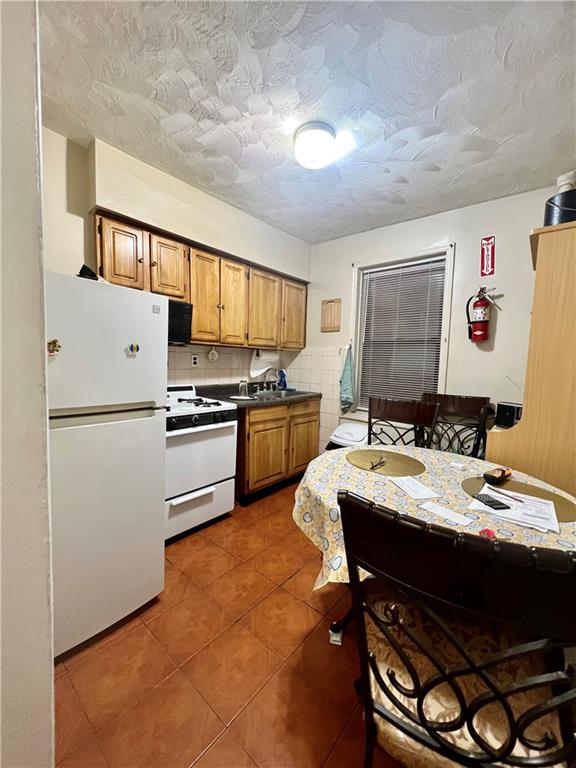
[[221, 304, 226, 310], [150, 261, 157, 267], [137, 257, 144, 263]]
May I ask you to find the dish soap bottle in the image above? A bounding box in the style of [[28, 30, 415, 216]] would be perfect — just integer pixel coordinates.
[[278, 369, 287, 390]]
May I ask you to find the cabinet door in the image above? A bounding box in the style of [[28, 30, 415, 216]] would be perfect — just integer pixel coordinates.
[[281, 280, 307, 349], [248, 419, 288, 491], [289, 414, 320, 475], [191, 250, 220, 343], [248, 269, 281, 347], [220, 259, 247, 346], [100, 218, 147, 290], [150, 235, 189, 301]]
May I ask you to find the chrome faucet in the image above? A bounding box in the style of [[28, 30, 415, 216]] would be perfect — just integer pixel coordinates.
[[265, 367, 279, 390]]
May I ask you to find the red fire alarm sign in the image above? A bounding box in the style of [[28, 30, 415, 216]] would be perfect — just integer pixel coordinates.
[[480, 235, 495, 276]]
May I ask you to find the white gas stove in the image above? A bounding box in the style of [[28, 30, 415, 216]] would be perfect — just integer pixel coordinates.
[[167, 386, 237, 431], [165, 386, 237, 539]]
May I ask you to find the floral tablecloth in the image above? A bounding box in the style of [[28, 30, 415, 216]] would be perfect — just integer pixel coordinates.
[[293, 446, 576, 588]]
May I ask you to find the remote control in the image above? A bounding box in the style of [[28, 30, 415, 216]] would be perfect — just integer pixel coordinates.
[[475, 493, 511, 511]]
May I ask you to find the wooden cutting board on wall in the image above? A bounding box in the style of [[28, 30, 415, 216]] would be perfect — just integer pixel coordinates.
[[321, 298, 341, 332]]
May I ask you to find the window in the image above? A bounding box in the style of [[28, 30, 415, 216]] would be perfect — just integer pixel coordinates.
[[356, 253, 449, 408]]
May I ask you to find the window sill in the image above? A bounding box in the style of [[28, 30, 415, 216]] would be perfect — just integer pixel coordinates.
[[339, 409, 368, 424]]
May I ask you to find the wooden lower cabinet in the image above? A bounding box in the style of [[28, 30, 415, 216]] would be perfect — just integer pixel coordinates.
[[248, 417, 289, 491], [236, 399, 320, 497], [289, 412, 320, 475]]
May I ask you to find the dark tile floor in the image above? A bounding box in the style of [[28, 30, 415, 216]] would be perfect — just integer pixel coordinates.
[[55, 481, 401, 768]]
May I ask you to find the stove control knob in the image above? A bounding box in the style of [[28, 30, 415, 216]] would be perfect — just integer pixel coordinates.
[[215, 412, 223, 422], [168, 417, 177, 430], [192, 415, 200, 426]]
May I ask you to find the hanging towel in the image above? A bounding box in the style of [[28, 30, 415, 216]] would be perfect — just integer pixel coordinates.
[[340, 345, 355, 413]]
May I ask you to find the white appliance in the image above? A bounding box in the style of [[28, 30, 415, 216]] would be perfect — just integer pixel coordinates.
[[46, 272, 168, 655], [165, 386, 237, 538], [328, 422, 368, 448]]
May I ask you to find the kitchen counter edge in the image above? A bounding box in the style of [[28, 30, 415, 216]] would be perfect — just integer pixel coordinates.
[[222, 392, 322, 409]]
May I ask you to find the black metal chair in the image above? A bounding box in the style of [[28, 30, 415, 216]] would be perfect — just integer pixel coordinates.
[[422, 393, 494, 459], [339, 490, 576, 768], [368, 398, 439, 449], [329, 398, 438, 644]]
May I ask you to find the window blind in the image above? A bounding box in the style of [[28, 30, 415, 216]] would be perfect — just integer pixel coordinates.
[[357, 256, 446, 407]]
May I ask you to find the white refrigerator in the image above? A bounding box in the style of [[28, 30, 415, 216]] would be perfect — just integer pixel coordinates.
[[46, 272, 168, 655]]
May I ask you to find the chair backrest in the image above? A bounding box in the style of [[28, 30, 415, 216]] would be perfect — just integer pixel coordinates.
[[421, 393, 493, 457], [422, 392, 491, 419], [368, 398, 439, 448], [339, 490, 576, 767]]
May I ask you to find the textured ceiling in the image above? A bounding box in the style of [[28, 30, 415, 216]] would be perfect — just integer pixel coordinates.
[[40, 1, 575, 244]]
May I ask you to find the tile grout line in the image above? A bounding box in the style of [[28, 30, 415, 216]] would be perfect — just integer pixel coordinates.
[[61, 669, 112, 767], [60, 617, 146, 674], [58, 487, 345, 768], [61, 552, 324, 678], [319, 701, 362, 768]]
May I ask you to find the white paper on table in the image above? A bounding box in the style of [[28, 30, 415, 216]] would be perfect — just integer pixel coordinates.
[[419, 502, 473, 527], [469, 484, 559, 533], [389, 476, 441, 500]]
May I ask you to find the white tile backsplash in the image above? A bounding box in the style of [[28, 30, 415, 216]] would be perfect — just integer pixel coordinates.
[[168, 345, 253, 386], [283, 344, 348, 452]]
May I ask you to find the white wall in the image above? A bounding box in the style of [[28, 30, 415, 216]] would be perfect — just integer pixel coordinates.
[[1, 2, 54, 765], [287, 187, 553, 448], [42, 128, 93, 276], [41, 129, 311, 281], [94, 139, 311, 281]]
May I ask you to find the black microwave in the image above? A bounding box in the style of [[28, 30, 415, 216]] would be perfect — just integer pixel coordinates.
[[168, 301, 192, 345]]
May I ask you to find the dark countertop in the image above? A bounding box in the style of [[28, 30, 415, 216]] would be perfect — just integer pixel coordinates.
[[195, 384, 322, 409]]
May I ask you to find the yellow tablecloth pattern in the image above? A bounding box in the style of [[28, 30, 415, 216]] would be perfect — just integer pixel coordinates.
[[293, 446, 576, 589]]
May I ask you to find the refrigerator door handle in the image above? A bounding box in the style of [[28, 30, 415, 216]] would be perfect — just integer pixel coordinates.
[[168, 486, 216, 507]]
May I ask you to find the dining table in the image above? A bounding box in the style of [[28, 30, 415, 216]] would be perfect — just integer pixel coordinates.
[[293, 445, 576, 591]]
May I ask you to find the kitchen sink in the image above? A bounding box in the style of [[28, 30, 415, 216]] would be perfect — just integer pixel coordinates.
[[255, 390, 309, 400]]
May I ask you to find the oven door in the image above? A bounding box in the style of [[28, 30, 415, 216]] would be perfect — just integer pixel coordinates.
[[165, 420, 237, 500]]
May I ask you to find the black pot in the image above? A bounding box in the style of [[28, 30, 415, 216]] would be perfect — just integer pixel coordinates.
[[544, 189, 576, 226]]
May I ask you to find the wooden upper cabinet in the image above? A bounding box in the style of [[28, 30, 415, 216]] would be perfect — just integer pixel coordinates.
[[191, 250, 220, 343], [99, 217, 147, 290], [149, 234, 189, 301], [281, 279, 307, 349], [248, 269, 281, 347], [97, 213, 305, 352], [220, 259, 248, 346]]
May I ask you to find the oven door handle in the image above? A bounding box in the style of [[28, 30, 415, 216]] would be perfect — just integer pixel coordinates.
[[166, 421, 237, 438], [167, 486, 217, 508]]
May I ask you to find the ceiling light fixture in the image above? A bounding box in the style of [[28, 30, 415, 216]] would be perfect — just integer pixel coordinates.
[[294, 121, 356, 170]]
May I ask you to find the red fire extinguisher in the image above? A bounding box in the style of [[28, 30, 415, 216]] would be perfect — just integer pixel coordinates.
[[466, 287, 493, 343]]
